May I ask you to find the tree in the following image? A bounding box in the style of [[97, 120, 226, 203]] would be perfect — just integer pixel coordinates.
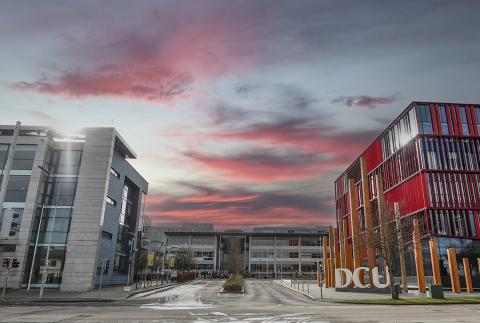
[[174, 248, 195, 272], [224, 240, 244, 274], [367, 184, 413, 299]]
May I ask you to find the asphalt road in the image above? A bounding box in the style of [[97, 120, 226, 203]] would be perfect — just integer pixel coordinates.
[[1, 280, 479, 322]]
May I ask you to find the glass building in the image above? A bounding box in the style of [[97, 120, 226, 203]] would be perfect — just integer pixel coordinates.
[[0, 123, 148, 292], [335, 102, 480, 289]]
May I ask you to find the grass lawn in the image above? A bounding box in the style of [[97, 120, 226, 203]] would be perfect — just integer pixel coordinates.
[[346, 297, 480, 305]]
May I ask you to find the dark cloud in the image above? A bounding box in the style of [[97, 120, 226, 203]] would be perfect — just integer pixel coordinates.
[[331, 95, 396, 109]]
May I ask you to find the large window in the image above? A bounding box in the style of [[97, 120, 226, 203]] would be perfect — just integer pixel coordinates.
[[418, 105, 433, 134], [419, 137, 480, 172], [4, 175, 30, 202], [439, 105, 449, 135], [429, 210, 477, 237], [459, 106, 470, 135], [0, 144, 9, 169], [48, 150, 82, 175], [11, 145, 36, 170], [381, 107, 418, 158]]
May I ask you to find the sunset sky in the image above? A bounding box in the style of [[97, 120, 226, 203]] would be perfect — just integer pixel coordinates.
[[1, 1, 480, 229]]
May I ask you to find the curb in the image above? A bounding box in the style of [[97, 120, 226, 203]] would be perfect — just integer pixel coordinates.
[[0, 281, 194, 306], [218, 286, 245, 294], [126, 281, 190, 299], [274, 281, 315, 300]]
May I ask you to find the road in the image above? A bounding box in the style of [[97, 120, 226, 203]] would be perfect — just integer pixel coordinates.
[[1, 279, 479, 322]]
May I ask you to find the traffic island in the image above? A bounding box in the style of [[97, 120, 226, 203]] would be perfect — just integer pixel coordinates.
[[219, 275, 245, 294]]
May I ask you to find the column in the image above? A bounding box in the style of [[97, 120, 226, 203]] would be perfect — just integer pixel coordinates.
[[429, 239, 441, 285], [463, 258, 473, 294], [394, 202, 409, 293], [333, 228, 341, 269], [342, 218, 353, 272], [338, 220, 345, 268], [413, 218, 426, 293], [360, 157, 375, 287], [323, 236, 329, 287], [348, 179, 361, 270], [447, 248, 461, 294], [328, 226, 335, 288]]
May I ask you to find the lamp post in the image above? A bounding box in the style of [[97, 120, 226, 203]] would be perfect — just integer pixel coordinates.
[[125, 231, 137, 289], [27, 166, 49, 292]]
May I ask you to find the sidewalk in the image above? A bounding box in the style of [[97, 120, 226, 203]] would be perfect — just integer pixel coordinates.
[[0, 281, 179, 305], [275, 280, 479, 302]]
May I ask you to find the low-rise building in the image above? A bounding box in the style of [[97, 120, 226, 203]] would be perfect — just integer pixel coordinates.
[[161, 226, 328, 278]]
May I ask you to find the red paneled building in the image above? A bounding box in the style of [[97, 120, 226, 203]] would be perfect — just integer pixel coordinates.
[[335, 101, 480, 287]]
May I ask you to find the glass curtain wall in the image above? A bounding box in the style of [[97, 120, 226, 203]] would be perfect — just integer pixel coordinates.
[[114, 180, 139, 274], [22, 149, 82, 288]]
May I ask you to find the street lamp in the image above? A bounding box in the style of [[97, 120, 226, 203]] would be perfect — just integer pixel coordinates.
[[27, 165, 49, 293], [125, 231, 137, 289]]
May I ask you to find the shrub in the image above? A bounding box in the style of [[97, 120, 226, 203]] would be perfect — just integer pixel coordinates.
[[223, 274, 244, 292]]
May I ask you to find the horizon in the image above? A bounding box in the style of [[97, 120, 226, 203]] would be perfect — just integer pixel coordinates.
[[2, 1, 480, 229]]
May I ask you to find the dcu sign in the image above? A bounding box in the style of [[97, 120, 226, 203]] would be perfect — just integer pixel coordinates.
[[335, 267, 390, 288]]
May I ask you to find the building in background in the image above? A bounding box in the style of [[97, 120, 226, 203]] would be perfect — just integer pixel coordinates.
[[157, 226, 328, 278], [335, 101, 480, 288], [0, 123, 148, 292]]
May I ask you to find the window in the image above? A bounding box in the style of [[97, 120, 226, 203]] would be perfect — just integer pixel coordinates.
[[106, 196, 117, 207], [4, 175, 30, 202], [439, 106, 449, 135], [44, 177, 78, 206], [110, 168, 120, 179], [475, 108, 480, 133], [102, 230, 113, 240], [459, 106, 470, 135], [48, 150, 82, 175], [418, 105, 433, 134], [11, 145, 36, 170], [0, 144, 10, 169]]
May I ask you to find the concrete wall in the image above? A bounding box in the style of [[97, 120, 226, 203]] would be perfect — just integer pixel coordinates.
[[60, 128, 115, 292]]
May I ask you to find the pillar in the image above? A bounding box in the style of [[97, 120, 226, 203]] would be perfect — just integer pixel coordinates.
[[342, 218, 354, 272], [413, 219, 426, 293], [447, 248, 461, 294], [463, 258, 473, 294], [429, 239, 442, 285], [328, 226, 335, 288], [333, 228, 341, 269], [348, 179, 362, 270], [338, 220, 345, 268], [360, 157, 375, 287], [394, 202, 409, 293], [322, 236, 329, 287]]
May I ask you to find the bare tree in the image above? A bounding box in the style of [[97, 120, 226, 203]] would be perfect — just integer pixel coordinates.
[[174, 248, 195, 272], [225, 240, 244, 274], [367, 197, 413, 299]]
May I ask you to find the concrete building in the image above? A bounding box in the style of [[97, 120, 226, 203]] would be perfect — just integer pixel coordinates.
[[0, 123, 148, 292], [161, 226, 328, 278]]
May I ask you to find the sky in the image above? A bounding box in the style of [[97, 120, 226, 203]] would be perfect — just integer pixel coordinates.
[[1, 0, 480, 229]]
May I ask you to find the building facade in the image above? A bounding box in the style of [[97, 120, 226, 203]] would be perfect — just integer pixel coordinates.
[[335, 101, 480, 288], [162, 226, 328, 278], [0, 123, 148, 292]]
